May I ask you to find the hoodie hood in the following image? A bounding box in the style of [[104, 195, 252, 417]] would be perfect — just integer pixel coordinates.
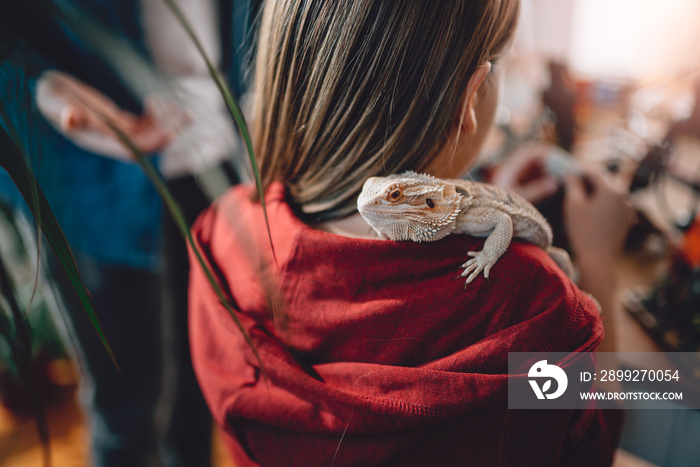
[[189, 182, 609, 466]]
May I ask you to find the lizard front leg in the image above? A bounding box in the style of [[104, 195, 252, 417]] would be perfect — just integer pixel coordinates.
[[455, 208, 513, 285]]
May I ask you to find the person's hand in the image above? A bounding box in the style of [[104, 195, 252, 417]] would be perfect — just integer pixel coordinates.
[[564, 169, 634, 353], [564, 170, 635, 261], [490, 144, 559, 203], [40, 71, 189, 155]]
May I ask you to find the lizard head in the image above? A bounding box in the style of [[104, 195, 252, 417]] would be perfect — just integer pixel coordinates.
[[357, 171, 464, 242]]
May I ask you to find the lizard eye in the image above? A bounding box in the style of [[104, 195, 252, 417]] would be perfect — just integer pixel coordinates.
[[389, 189, 402, 201], [425, 198, 434, 208]]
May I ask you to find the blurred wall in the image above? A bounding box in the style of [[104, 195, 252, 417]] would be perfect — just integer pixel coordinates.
[[520, 0, 700, 81]]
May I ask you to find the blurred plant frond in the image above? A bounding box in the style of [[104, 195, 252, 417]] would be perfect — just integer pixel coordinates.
[[160, 0, 277, 264], [0, 118, 117, 370], [0, 236, 51, 467], [100, 116, 266, 376], [0, 200, 78, 465]]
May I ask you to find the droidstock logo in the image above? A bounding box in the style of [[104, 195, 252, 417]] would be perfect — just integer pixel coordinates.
[[528, 360, 568, 400]]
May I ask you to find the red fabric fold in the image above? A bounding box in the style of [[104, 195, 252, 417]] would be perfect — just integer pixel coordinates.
[[189, 183, 622, 466]]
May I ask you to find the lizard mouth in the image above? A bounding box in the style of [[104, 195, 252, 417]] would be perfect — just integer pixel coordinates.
[[358, 204, 425, 217]]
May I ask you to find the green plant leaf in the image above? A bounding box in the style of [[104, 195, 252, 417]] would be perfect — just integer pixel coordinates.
[[0, 123, 118, 371], [0, 233, 51, 467], [100, 120, 266, 376], [161, 0, 277, 265]]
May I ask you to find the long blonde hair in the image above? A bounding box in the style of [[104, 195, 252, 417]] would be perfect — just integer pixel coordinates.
[[253, 0, 519, 221]]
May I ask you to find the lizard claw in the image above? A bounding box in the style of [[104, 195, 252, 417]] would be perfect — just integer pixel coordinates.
[[460, 250, 496, 286]]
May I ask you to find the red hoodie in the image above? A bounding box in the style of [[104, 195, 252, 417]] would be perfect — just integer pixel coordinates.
[[189, 182, 622, 466]]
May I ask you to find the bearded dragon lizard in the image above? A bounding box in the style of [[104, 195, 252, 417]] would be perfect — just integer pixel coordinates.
[[357, 171, 573, 285]]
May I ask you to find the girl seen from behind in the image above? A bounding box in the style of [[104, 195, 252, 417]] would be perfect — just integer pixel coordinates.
[[189, 1, 623, 465]]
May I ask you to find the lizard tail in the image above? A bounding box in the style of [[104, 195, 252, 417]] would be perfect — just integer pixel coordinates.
[[546, 246, 575, 279]]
